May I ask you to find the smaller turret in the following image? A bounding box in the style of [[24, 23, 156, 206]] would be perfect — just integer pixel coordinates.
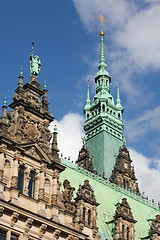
[[0, 97, 8, 135], [42, 81, 50, 114], [84, 81, 91, 120], [52, 125, 60, 162], [116, 81, 123, 120]]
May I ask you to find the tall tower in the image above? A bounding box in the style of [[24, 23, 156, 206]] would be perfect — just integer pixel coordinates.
[[84, 16, 124, 178]]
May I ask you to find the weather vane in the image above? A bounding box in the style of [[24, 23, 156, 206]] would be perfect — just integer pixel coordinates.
[[99, 15, 105, 37], [99, 15, 104, 23]]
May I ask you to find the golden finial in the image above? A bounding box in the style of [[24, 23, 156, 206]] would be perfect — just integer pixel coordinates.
[[99, 15, 105, 37]]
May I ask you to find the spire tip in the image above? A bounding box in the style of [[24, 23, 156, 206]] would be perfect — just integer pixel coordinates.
[[44, 80, 47, 90], [4, 96, 7, 106], [20, 66, 23, 77]]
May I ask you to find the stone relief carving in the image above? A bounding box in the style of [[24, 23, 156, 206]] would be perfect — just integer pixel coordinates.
[[150, 215, 160, 239], [63, 180, 75, 213], [76, 180, 97, 204]]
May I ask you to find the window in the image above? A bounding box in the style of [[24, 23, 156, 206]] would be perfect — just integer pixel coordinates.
[[127, 227, 129, 240], [123, 179, 126, 189], [11, 234, 18, 240], [88, 210, 91, 226], [0, 230, 19, 240], [122, 224, 125, 239], [83, 207, 85, 223], [17, 166, 24, 193], [28, 171, 35, 198], [0, 229, 6, 240]]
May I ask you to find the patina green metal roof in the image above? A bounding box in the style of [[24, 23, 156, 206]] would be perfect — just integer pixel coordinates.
[[60, 159, 160, 240]]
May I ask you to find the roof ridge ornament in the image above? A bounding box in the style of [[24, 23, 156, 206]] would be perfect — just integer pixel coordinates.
[[99, 15, 105, 37]]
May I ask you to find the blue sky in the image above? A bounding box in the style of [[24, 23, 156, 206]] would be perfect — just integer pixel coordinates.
[[1, 0, 160, 200]]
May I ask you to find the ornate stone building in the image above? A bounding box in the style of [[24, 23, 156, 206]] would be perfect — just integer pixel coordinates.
[[0, 21, 160, 240]]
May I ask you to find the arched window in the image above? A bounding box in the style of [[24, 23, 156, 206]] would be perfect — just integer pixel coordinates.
[[88, 209, 91, 226], [102, 104, 105, 112], [17, 165, 24, 193], [28, 171, 35, 198]]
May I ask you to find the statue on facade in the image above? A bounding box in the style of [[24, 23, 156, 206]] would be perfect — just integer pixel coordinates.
[[30, 43, 41, 76]]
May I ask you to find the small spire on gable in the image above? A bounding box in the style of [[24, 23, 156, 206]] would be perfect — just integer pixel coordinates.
[[3, 96, 7, 107], [84, 80, 91, 120], [20, 66, 23, 77], [44, 80, 47, 90], [52, 125, 60, 162], [116, 80, 123, 110], [0, 96, 8, 130]]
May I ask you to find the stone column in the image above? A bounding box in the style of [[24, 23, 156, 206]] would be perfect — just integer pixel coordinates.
[[34, 170, 40, 200], [0, 153, 5, 181], [10, 158, 19, 204], [51, 169, 59, 204], [38, 170, 45, 200], [11, 158, 18, 188], [23, 168, 30, 196], [6, 230, 11, 240], [92, 205, 97, 227], [124, 224, 127, 240]]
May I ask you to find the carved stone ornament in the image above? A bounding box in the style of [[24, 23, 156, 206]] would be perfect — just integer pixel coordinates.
[[63, 179, 75, 202], [24, 218, 33, 237], [115, 198, 136, 223], [150, 215, 160, 237], [10, 212, 19, 227], [66, 235, 79, 240], [39, 224, 47, 238], [26, 121, 39, 141], [63, 180, 75, 213], [75, 180, 98, 205], [76, 145, 95, 173], [0, 205, 4, 216], [53, 229, 61, 240]]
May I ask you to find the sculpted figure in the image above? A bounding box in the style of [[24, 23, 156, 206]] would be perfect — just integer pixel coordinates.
[[30, 43, 41, 76]]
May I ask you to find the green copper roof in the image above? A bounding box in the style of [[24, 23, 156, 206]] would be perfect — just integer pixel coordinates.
[[60, 159, 160, 240]]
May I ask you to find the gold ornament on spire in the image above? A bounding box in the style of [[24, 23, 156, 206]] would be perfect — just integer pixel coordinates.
[[99, 15, 104, 23], [99, 14, 105, 37]]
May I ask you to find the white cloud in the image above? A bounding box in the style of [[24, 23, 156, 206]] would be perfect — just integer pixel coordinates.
[[125, 105, 160, 142], [73, 0, 135, 32], [130, 148, 160, 202], [50, 112, 85, 161]]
